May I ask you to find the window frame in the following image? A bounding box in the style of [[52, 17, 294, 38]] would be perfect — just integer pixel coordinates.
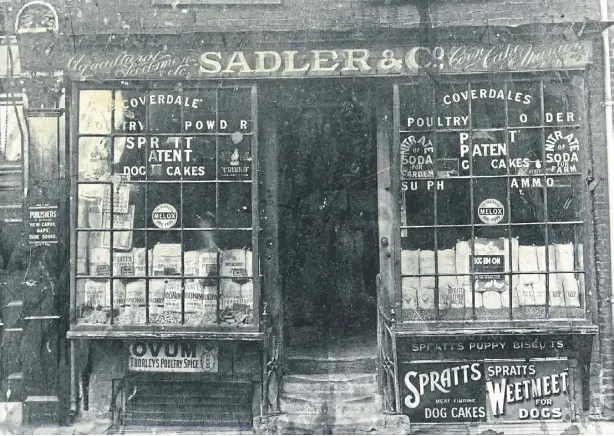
[[68, 81, 261, 338], [392, 72, 592, 325]]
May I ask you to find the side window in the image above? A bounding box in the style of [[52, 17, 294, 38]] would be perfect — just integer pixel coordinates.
[[0, 96, 27, 221]]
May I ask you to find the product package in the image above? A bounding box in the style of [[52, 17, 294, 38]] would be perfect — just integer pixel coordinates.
[[113, 251, 134, 277], [89, 248, 111, 276], [401, 277, 419, 310], [184, 251, 201, 276], [401, 250, 420, 276], [152, 243, 182, 275]]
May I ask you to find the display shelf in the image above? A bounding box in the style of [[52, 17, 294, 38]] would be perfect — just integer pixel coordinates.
[[67, 324, 264, 340]]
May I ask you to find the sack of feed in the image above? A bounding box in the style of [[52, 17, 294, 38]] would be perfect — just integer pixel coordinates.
[[148, 280, 165, 316], [518, 245, 540, 284], [555, 243, 581, 307], [516, 284, 536, 306], [456, 241, 471, 286], [499, 288, 520, 308], [401, 250, 420, 276], [203, 285, 218, 323], [184, 251, 200, 276], [401, 277, 419, 310], [84, 280, 109, 309], [89, 248, 110, 276], [419, 250, 436, 289], [199, 252, 218, 277], [482, 290, 502, 309], [220, 249, 250, 281], [417, 288, 435, 310], [163, 280, 183, 314], [111, 280, 126, 310], [152, 243, 182, 275], [185, 280, 205, 313], [447, 285, 466, 309], [132, 248, 147, 277]]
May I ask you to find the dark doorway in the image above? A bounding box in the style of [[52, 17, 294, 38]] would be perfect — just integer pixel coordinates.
[[277, 81, 379, 344]]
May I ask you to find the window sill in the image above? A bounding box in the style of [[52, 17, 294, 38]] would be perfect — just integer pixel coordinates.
[[67, 324, 264, 340], [393, 319, 597, 337]]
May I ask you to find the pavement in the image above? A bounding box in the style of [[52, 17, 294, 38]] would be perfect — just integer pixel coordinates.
[[0, 419, 613, 435]]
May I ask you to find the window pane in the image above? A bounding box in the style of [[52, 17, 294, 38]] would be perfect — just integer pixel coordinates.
[[437, 179, 470, 225], [402, 182, 434, 226], [470, 85, 506, 129], [79, 90, 113, 134], [508, 128, 543, 176], [77, 279, 111, 324], [399, 83, 434, 131], [547, 176, 582, 222], [113, 137, 147, 181], [182, 183, 217, 229], [473, 178, 508, 225], [182, 89, 217, 134], [218, 87, 253, 133], [78, 137, 110, 181], [507, 81, 541, 127], [544, 128, 581, 175], [146, 184, 181, 229], [471, 130, 507, 176], [436, 84, 469, 130], [400, 133, 434, 179], [218, 183, 252, 228], [182, 137, 216, 181], [218, 135, 252, 180], [543, 79, 580, 126], [114, 90, 147, 133], [510, 179, 545, 223], [438, 131, 469, 177], [148, 91, 182, 133], [437, 228, 472, 320]]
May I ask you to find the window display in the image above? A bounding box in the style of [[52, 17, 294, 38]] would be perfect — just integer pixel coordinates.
[[73, 85, 257, 327], [396, 77, 585, 321]]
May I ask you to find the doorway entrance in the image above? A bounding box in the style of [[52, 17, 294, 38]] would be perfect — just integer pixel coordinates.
[[277, 81, 379, 345]]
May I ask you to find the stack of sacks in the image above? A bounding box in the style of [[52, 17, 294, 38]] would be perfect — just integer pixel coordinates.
[[555, 243, 581, 307], [401, 250, 419, 310], [418, 250, 435, 309], [89, 248, 110, 276], [132, 248, 147, 277], [517, 245, 540, 305], [455, 241, 476, 308], [537, 246, 565, 306], [152, 243, 182, 275], [437, 249, 457, 309], [184, 251, 200, 276]]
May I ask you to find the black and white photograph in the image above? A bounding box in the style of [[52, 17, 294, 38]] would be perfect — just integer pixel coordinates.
[[0, 0, 614, 434]]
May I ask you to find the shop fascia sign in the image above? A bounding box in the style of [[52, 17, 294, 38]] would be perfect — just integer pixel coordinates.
[[66, 41, 592, 80]]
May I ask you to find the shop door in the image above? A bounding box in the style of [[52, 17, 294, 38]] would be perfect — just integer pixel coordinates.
[[278, 83, 378, 342]]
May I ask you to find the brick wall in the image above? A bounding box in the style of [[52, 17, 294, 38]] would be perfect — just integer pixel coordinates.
[[3, 0, 603, 35]]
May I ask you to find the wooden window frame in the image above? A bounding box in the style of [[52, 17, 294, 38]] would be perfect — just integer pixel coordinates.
[[392, 72, 592, 326], [68, 81, 262, 340]]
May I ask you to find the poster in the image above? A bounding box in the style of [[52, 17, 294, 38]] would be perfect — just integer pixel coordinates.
[[128, 341, 219, 373], [400, 357, 572, 423], [28, 204, 59, 245]]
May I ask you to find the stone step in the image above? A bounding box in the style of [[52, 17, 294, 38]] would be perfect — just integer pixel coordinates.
[[23, 396, 59, 426], [283, 373, 378, 395], [280, 393, 382, 416], [271, 412, 409, 435], [287, 355, 377, 374]]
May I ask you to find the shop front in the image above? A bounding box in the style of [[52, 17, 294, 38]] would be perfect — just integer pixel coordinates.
[[51, 27, 609, 433]]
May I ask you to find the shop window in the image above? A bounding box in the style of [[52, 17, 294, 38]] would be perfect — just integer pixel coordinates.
[[396, 76, 586, 322], [0, 95, 26, 222], [72, 84, 258, 328]]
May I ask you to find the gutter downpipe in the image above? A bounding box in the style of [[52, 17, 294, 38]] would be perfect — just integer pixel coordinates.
[[603, 0, 614, 418]]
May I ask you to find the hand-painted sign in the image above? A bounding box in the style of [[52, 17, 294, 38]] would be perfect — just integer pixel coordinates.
[[28, 203, 59, 245], [486, 359, 571, 422], [401, 361, 487, 422], [66, 42, 592, 80], [401, 358, 571, 423], [128, 341, 219, 373]]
